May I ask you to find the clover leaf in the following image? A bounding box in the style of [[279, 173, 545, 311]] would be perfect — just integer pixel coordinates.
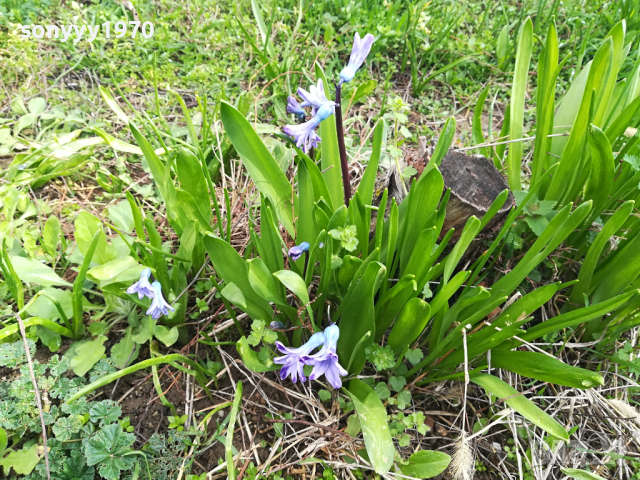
[[404, 348, 424, 365]]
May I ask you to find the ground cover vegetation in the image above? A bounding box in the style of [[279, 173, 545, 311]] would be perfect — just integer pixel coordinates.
[[1, 0, 640, 478]]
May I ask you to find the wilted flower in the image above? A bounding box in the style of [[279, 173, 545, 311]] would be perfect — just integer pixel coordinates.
[[274, 332, 325, 383], [286, 96, 306, 121], [146, 281, 175, 320], [339, 33, 375, 85], [288, 241, 310, 261], [127, 268, 155, 300], [303, 325, 348, 389]]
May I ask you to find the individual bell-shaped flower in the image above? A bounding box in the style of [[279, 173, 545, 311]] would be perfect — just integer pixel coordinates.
[[274, 332, 325, 383], [339, 33, 375, 85], [146, 281, 175, 320], [288, 241, 310, 261], [297, 79, 332, 116], [126, 268, 155, 300], [287, 96, 306, 121], [283, 95, 337, 153], [303, 325, 348, 389]]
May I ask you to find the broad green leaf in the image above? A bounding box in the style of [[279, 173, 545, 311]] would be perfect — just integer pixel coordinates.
[[569, 201, 634, 304], [107, 200, 135, 233], [74, 211, 108, 265], [471, 373, 569, 440], [248, 258, 286, 305], [507, 17, 533, 190], [176, 189, 211, 232], [531, 21, 562, 185], [547, 38, 612, 202], [399, 167, 443, 273], [0, 428, 6, 455], [9, 256, 70, 287], [88, 257, 144, 287], [585, 125, 614, 216], [491, 350, 603, 388], [346, 379, 395, 474], [273, 270, 309, 305], [357, 120, 385, 208], [220, 101, 295, 234], [176, 148, 210, 222], [296, 158, 317, 246], [338, 262, 385, 374], [154, 325, 179, 347], [351, 79, 378, 105], [561, 468, 607, 480], [236, 336, 280, 373], [70, 336, 107, 376], [43, 215, 61, 257], [111, 329, 139, 368], [26, 287, 73, 321], [387, 298, 430, 355], [399, 450, 451, 479], [0, 444, 39, 475], [443, 216, 481, 284], [316, 64, 344, 208], [203, 235, 273, 321]]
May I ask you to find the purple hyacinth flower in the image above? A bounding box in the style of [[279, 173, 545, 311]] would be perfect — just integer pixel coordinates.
[[339, 33, 375, 84], [288, 242, 310, 261], [283, 94, 336, 152], [283, 116, 322, 153], [298, 79, 332, 116], [287, 96, 306, 121], [146, 281, 175, 320], [127, 268, 155, 300], [303, 325, 348, 389], [274, 332, 325, 383]]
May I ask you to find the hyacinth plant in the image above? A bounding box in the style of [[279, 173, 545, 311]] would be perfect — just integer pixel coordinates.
[[9, 23, 638, 477]]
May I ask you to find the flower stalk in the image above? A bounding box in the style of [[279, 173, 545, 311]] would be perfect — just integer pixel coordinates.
[[334, 82, 352, 206]]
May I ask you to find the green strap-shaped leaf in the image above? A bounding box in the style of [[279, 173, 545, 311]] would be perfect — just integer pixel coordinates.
[[387, 298, 431, 355], [491, 350, 603, 388], [220, 101, 295, 234], [315, 64, 343, 209], [506, 17, 533, 190], [585, 125, 614, 217], [203, 235, 273, 322], [345, 379, 395, 474], [569, 201, 634, 304], [521, 291, 638, 341], [338, 262, 385, 374], [399, 450, 451, 479], [176, 148, 210, 222], [443, 216, 481, 284], [357, 120, 385, 207], [471, 373, 569, 441], [561, 468, 607, 480]]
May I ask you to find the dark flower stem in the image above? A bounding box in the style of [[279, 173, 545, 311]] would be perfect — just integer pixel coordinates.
[[334, 82, 352, 206]]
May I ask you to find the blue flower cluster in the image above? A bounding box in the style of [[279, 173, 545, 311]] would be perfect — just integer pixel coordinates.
[[274, 324, 347, 389], [283, 32, 374, 152], [126, 268, 175, 320]]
